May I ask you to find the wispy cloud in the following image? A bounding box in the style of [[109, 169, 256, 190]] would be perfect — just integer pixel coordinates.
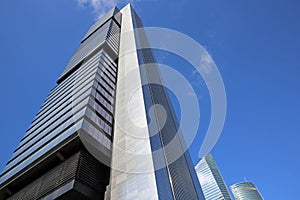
[[198, 53, 214, 75], [76, 0, 151, 20], [77, 0, 118, 19], [191, 52, 215, 87]]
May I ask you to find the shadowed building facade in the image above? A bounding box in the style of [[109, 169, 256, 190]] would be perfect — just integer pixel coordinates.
[[0, 4, 204, 200]]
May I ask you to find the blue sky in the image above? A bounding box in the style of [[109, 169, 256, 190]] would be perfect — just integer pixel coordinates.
[[0, 0, 299, 199]]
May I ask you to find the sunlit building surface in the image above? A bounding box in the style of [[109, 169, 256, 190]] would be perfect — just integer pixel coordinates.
[[231, 182, 263, 200], [195, 154, 232, 200]]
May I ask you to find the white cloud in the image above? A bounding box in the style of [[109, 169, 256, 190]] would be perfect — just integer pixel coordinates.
[[199, 53, 214, 74], [77, 0, 118, 19], [190, 52, 215, 90]]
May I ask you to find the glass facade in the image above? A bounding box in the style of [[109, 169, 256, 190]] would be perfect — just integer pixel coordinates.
[[231, 182, 263, 200], [195, 154, 232, 200]]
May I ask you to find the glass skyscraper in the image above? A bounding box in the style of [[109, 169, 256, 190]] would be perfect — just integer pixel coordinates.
[[195, 154, 232, 200], [231, 182, 263, 200], [0, 4, 204, 200]]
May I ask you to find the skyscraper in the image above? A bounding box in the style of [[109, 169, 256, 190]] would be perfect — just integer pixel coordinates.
[[231, 182, 263, 200], [195, 154, 232, 200], [0, 4, 204, 200]]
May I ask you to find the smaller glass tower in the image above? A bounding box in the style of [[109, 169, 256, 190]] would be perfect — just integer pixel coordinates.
[[195, 154, 232, 200], [231, 182, 263, 200]]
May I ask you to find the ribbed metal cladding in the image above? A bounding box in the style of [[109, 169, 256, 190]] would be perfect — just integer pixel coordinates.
[[1, 49, 105, 181], [7, 151, 109, 200], [113, 11, 122, 26], [106, 20, 121, 55], [82, 7, 121, 42], [0, 49, 119, 194], [58, 8, 121, 83], [77, 151, 110, 191], [58, 21, 110, 82], [6, 152, 78, 200]]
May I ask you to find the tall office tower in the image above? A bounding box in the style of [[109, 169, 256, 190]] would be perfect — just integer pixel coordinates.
[[0, 4, 204, 200], [195, 154, 232, 200], [0, 6, 122, 200], [231, 182, 263, 200]]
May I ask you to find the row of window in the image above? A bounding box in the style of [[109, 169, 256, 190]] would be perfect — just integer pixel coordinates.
[[39, 50, 101, 114], [2, 50, 118, 186], [5, 98, 91, 171], [21, 72, 97, 145], [0, 118, 83, 184], [26, 52, 101, 134], [10, 51, 110, 169], [60, 21, 111, 80]]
